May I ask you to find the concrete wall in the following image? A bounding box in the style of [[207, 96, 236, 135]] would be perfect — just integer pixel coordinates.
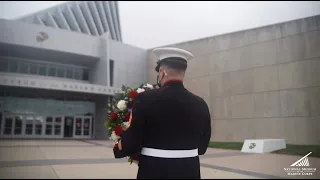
[[147, 15, 320, 145], [0, 18, 100, 58], [109, 40, 147, 88]]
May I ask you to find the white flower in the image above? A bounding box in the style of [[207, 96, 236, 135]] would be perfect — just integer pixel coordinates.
[[144, 84, 154, 89], [136, 88, 145, 94], [111, 131, 120, 141], [117, 100, 127, 111], [122, 122, 130, 129]]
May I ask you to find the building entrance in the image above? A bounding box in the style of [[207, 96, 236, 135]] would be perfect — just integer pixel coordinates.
[[63, 116, 92, 138], [0, 96, 95, 139], [0, 114, 92, 139], [1, 114, 64, 138], [73, 116, 92, 138], [64, 116, 74, 138]]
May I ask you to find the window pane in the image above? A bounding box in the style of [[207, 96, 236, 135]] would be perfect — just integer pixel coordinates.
[[83, 69, 89, 81], [20, 62, 29, 74], [74, 69, 82, 80], [35, 124, 42, 135], [48, 66, 56, 76], [38, 65, 47, 76], [4, 117, 13, 135], [45, 124, 52, 135], [75, 118, 82, 135], [9, 61, 18, 73], [55, 117, 62, 136], [29, 64, 38, 75], [55, 117, 62, 123], [56, 67, 65, 78], [35, 116, 44, 135], [83, 118, 90, 135], [14, 116, 23, 135], [25, 119, 33, 135], [46, 117, 53, 123], [0, 60, 8, 72], [66, 68, 74, 79], [55, 125, 61, 135]]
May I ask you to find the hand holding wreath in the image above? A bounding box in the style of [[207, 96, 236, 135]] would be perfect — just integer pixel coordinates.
[[104, 83, 155, 164]]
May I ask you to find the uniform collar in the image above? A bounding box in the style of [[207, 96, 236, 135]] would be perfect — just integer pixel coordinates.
[[163, 80, 184, 88]]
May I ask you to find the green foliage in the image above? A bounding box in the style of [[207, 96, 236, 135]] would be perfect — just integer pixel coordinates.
[[208, 142, 243, 150], [128, 157, 133, 164], [273, 144, 320, 157], [208, 141, 320, 157]]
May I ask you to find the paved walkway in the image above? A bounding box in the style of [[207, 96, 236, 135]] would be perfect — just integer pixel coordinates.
[[0, 140, 319, 179]]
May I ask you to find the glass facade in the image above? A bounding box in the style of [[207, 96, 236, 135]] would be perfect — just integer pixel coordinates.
[[0, 97, 94, 139], [1, 97, 94, 116], [0, 57, 90, 81]]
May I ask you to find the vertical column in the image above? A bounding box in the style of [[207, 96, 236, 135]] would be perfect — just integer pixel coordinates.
[[89, 32, 110, 86], [61, 117, 65, 139], [106, 32, 110, 87]]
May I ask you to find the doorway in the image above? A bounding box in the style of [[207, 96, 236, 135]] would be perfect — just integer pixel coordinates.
[[73, 116, 92, 139], [64, 116, 74, 138]]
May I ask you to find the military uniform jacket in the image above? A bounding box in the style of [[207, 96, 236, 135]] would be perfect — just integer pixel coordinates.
[[117, 80, 211, 179]]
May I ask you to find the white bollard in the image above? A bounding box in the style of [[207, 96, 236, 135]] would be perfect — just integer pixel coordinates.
[[241, 139, 286, 153]]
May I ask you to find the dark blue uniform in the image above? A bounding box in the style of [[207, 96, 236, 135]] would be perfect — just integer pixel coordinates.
[[114, 80, 211, 179]]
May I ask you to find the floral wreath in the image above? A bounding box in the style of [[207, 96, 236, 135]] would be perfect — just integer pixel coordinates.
[[104, 83, 155, 164]]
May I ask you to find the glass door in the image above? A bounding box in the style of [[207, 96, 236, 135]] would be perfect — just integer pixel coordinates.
[[83, 117, 91, 137], [73, 116, 91, 138], [2, 114, 25, 138], [74, 116, 82, 137], [24, 115, 35, 137], [3, 115, 14, 137], [63, 116, 74, 138], [14, 115, 23, 136], [44, 116, 64, 138], [34, 116, 44, 137], [53, 116, 64, 138], [45, 116, 54, 137]]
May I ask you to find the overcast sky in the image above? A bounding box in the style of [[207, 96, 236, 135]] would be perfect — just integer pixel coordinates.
[[1, 1, 320, 49]]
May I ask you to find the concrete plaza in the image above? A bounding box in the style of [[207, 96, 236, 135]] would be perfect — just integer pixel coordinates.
[[0, 140, 319, 179]]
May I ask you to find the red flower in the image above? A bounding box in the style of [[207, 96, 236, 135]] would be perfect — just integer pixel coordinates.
[[110, 112, 118, 120], [129, 90, 138, 100], [124, 113, 130, 122], [114, 126, 124, 136]]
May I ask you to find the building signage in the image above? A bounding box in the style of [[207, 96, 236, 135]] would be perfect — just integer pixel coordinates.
[[0, 75, 122, 96], [36, 32, 49, 42]]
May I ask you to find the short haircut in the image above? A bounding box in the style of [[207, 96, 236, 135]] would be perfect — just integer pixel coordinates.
[[159, 57, 188, 72]]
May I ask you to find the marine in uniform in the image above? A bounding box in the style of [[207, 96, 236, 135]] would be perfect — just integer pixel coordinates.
[[114, 47, 211, 179]]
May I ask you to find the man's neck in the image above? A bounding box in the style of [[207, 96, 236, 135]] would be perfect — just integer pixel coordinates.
[[162, 77, 184, 86]]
